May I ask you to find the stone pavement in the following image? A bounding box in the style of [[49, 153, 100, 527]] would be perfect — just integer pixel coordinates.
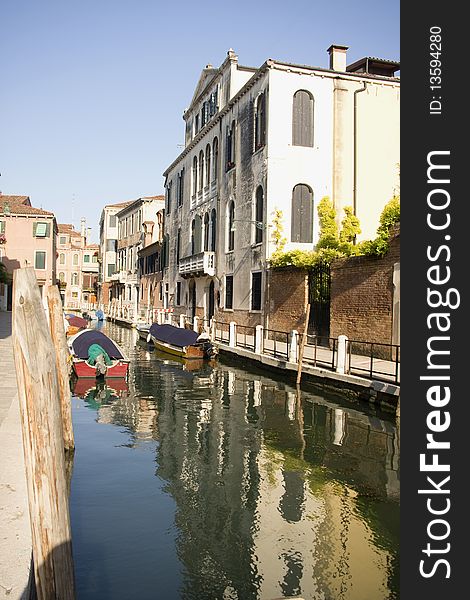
[[0, 311, 32, 599]]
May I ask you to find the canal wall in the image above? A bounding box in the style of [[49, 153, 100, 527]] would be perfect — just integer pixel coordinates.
[[216, 342, 400, 413]]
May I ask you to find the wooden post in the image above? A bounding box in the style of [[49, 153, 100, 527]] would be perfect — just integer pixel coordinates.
[[12, 268, 75, 599], [47, 284, 75, 452], [296, 303, 311, 386]]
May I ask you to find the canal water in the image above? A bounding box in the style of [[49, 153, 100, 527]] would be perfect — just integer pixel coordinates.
[[70, 322, 399, 600]]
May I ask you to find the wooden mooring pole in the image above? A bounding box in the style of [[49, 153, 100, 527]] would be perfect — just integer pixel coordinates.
[[12, 268, 75, 599], [47, 283, 75, 452], [296, 303, 311, 386]]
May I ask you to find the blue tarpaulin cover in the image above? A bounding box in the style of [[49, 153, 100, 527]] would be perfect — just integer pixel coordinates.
[[149, 323, 199, 347], [71, 330, 124, 359]]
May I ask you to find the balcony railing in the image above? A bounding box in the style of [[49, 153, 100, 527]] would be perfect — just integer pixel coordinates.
[[178, 251, 215, 277]]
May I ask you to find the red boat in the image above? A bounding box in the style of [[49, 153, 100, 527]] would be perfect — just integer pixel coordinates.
[[68, 329, 129, 379]]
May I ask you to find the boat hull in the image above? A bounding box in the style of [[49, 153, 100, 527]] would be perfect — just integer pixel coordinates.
[[72, 358, 129, 379], [150, 337, 205, 359]]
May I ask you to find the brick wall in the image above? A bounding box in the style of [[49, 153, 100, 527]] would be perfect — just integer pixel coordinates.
[[267, 267, 309, 333], [330, 230, 400, 345]]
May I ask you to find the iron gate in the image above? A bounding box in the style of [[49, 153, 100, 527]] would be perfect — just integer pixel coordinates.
[[308, 262, 331, 344]]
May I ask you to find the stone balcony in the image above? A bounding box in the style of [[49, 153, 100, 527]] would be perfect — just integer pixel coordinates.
[[178, 251, 215, 277]]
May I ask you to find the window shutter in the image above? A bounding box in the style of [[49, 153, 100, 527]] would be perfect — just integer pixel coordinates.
[[291, 184, 313, 242], [293, 91, 314, 147], [299, 185, 313, 243], [32, 222, 37, 236], [194, 215, 202, 254], [45, 222, 51, 237]]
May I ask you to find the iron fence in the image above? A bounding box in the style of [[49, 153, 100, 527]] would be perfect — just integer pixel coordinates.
[[263, 328, 290, 361], [235, 324, 256, 352]]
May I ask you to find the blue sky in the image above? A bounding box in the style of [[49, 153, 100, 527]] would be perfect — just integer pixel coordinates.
[[1, 0, 399, 242]]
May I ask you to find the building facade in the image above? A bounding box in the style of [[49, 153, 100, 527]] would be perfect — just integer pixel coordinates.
[[56, 219, 99, 310], [98, 201, 132, 309], [137, 205, 165, 323], [162, 46, 400, 329], [108, 195, 165, 322], [0, 194, 57, 310]]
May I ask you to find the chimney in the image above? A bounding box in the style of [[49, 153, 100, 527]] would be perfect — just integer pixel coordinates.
[[80, 217, 86, 248], [327, 44, 349, 71]]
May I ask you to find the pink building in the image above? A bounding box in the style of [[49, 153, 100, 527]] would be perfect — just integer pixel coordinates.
[[57, 221, 99, 310], [0, 194, 57, 310]]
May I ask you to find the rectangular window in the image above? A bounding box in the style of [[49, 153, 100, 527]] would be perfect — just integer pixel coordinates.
[[83, 254, 90, 263], [34, 222, 50, 237], [35, 251, 46, 270], [59, 236, 66, 244], [0, 221, 5, 234], [106, 239, 117, 252], [107, 263, 116, 277], [225, 275, 233, 309], [251, 272, 262, 311], [176, 281, 181, 306], [109, 214, 117, 227], [92, 254, 98, 263]]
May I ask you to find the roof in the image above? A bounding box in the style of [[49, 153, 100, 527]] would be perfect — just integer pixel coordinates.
[[115, 195, 165, 217], [104, 200, 134, 209], [0, 194, 54, 217], [58, 223, 81, 235], [347, 56, 400, 76]]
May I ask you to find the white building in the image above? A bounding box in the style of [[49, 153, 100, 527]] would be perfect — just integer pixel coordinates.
[[98, 201, 133, 310], [162, 46, 400, 329], [108, 195, 165, 322]]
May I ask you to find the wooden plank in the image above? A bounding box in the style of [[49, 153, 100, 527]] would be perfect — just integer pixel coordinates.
[[12, 267, 75, 599], [47, 284, 75, 452]]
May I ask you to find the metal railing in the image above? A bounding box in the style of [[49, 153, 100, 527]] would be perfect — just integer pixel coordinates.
[[235, 324, 256, 352], [346, 340, 400, 384], [263, 328, 290, 361], [303, 335, 338, 371], [214, 321, 230, 344]]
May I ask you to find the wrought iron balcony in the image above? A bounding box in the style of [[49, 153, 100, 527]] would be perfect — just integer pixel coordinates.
[[178, 251, 215, 277]]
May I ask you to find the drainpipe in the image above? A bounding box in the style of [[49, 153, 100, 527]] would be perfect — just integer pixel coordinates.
[[353, 82, 368, 219]]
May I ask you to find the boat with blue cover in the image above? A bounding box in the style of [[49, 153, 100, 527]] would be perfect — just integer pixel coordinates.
[[148, 323, 217, 359]]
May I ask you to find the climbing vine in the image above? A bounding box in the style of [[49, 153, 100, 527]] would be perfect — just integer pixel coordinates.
[[269, 195, 400, 268]]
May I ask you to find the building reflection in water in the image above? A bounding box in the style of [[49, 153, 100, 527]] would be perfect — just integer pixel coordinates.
[[72, 323, 399, 600]]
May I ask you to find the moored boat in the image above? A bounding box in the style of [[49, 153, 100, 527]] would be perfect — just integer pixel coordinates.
[[68, 329, 130, 378], [136, 322, 152, 343], [149, 323, 217, 359]]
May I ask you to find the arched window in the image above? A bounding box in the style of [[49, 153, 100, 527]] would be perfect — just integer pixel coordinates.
[[212, 137, 219, 181], [176, 228, 181, 264], [192, 156, 198, 196], [254, 186, 264, 244], [198, 150, 204, 191], [194, 215, 202, 254], [228, 201, 235, 252], [204, 213, 210, 251], [291, 184, 313, 243], [71, 272, 78, 286], [292, 90, 314, 147], [225, 121, 236, 171], [205, 144, 211, 187], [73, 253, 79, 266], [58, 272, 65, 282], [210, 209, 217, 251], [191, 219, 196, 255], [254, 93, 266, 150], [59, 253, 65, 265]]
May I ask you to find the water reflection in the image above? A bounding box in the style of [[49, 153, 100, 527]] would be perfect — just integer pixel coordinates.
[[71, 322, 399, 600]]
